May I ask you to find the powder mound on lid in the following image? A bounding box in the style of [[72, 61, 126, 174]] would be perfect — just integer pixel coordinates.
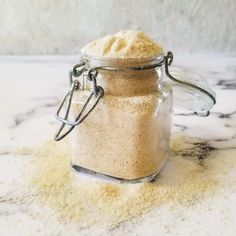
[[81, 31, 163, 59]]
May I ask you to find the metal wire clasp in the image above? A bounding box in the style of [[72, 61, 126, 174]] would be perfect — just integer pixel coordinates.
[[54, 63, 104, 141], [164, 51, 216, 117], [54, 51, 216, 140]]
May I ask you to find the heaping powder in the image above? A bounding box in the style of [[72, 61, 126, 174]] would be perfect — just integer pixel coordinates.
[[81, 30, 163, 59]]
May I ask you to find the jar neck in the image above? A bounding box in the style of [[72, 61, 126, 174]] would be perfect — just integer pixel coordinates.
[[82, 54, 164, 96]]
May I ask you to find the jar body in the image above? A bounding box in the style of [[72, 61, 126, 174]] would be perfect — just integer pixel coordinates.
[[70, 65, 173, 182]]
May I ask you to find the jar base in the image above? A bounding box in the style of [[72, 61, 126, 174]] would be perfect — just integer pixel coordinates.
[[71, 159, 167, 183]]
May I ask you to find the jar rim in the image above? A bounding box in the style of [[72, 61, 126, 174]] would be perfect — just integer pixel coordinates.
[[80, 53, 165, 68]]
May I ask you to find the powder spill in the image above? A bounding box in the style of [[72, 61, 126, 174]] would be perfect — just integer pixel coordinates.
[[81, 31, 163, 59], [26, 135, 219, 230]]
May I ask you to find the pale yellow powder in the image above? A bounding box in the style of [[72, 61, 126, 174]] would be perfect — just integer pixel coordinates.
[[4, 135, 236, 234], [81, 31, 163, 59], [76, 31, 165, 180], [28, 135, 219, 230]]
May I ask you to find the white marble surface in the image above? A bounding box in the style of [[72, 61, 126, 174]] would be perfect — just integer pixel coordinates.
[[0, 54, 236, 236]]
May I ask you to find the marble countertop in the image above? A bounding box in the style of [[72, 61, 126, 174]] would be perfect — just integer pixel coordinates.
[[0, 54, 236, 236]]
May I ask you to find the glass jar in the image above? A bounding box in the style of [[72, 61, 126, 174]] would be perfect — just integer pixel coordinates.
[[55, 52, 216, 182]]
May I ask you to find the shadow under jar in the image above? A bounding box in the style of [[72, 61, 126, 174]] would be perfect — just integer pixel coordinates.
[[55, 52, 216, 183]]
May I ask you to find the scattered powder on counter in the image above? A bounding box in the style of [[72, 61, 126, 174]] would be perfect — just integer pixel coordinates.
[[16, 146, 33, 155], [0, 147, 32, 156], [23, 135, 221, 230], [81, 31, 163, 59]]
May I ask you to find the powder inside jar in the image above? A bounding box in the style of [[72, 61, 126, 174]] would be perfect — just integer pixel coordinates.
[[71, 31, 170, 180]]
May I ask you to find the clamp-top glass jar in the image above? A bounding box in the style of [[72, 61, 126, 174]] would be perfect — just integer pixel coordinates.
[[65, 54, 173, 181], [55, 33, 216, 183]]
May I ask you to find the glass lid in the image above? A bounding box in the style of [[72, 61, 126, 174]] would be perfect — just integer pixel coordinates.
[[166, 66, 216, 116]]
